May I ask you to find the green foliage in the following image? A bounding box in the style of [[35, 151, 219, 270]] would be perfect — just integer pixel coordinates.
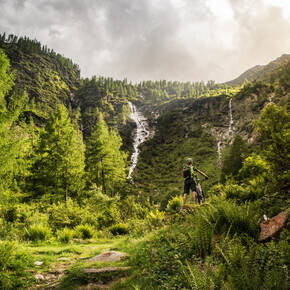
[[199, 197, 259, 237], [0, 242, 34, 289], [57, 227, 75, 243], [166, 195, 183, 214], [254, 103, 289, 175], [109, 223, 129, 236], [180, 260, 214, 290], [221, 134, 249, 183], [31, 104, 85, 200], [145, 210, 165, 230], [238, 153, 270, 180], [74, 224, 94, 239], [86, 112, 127, 196], [25, 224, 52, 242], [0, 241, 16, 271], [48, 199, 83, 229]]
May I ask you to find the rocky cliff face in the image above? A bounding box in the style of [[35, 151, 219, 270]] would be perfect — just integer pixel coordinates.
[[147, 82, 288, 149]]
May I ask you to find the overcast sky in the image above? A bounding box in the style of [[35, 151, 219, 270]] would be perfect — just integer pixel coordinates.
[[0, 0, 290, 83]]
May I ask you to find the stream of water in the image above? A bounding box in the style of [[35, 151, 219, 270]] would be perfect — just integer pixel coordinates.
[[128, 102, 151, 180], [217, 98, 234, 166]]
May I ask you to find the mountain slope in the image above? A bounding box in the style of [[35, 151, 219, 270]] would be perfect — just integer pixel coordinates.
[[0, 34, 81, 122], [225, 54, 290, 86]]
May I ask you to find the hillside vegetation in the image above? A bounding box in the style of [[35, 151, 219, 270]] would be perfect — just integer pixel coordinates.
[[0, 35, 289, 289], [226, 53, 290, 86]]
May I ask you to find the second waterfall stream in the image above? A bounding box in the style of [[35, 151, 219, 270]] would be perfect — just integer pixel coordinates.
[[128, 102, 152, 180]]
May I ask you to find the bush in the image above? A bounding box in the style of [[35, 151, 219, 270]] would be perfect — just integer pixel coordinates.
[[57, 227, 75, 243], [109, 224, 129, 236], [166, 196, 183, 214], [145, 210, 165, 230], [0, 242, 34, 289], [199, 197, 259, 237], [48, 199, 83, 229], [25, 224, 52, 242], [0, 241, 16, 271], [74, 224, 94, 239]]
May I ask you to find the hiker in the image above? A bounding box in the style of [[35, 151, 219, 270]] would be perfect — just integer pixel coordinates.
[[182, 158, 208, 207]]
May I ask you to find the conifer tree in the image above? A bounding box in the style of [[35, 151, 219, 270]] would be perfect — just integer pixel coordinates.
[[221, 135, 248, 183], [0, 50, 22, 192], [31, 105, 85, 201], [86, 112, 127, 196]]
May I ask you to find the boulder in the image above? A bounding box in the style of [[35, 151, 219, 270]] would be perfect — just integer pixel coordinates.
[[84, 251, 128, 263], [259, 211, 289, 242]]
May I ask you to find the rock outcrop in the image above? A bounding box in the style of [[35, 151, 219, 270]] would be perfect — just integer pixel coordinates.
[[259, 211, 289, 242]]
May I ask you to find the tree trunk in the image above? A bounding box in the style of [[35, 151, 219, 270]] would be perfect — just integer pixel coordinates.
[[101, 155, 107, 195]]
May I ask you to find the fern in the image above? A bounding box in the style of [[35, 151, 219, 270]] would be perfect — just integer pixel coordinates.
[[180, 260, 214, 289], [0, 241, 16, 271]]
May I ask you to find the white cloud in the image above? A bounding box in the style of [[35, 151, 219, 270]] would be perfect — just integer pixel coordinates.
[[0, 0, 290, 83]]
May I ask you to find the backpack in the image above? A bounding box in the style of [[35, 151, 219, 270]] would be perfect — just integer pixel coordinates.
[[183, 166, 192, 180]]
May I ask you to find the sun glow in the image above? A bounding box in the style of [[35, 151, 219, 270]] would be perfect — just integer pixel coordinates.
[[264, 0, 290, 19]]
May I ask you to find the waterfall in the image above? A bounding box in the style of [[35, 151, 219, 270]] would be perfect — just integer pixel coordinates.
[[228, 98, 234, 135], [217, 98, 234, 166], [217, 141, 222, 166], [128, 102, 151, 180]]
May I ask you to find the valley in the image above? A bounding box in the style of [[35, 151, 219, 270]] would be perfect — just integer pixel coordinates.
[[0, 34, 289, 289]]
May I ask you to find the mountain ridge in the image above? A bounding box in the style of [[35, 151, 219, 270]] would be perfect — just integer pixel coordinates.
[[225, 54, 290, 86]]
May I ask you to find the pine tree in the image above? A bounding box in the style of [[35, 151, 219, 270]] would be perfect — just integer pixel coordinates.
[[31, 105, 85, 201], [86, 112, 127, 196], [0, 49, 22, 192], [254, 104, 289, 175], [221, 135, 248, 183]]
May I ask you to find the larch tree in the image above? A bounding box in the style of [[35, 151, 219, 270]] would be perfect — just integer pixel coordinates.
[[0, 49, 23, 192], [86, 112, 127, 196], [31, 104, 85, 202]]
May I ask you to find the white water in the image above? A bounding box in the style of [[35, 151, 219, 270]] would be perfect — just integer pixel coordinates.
[[217, 141, 222, 166], [227, 98, 234, 136], [128, 102, 151, 180], [217, 98, 234, 166]]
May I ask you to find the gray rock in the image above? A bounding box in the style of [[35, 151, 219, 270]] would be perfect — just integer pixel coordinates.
[[83, 266, 130, 274], [84, 251, 128, 263], [34, 274, 45, 280], [34, 261, 43, 266]]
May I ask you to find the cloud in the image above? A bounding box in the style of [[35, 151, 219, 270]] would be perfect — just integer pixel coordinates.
[[0, 0, 290, 83]]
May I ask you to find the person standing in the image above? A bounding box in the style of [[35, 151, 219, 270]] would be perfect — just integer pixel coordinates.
[[182, 158, 208, 207]]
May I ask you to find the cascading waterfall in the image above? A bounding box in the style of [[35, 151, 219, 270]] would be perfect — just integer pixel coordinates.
[[217, 98, 234, 166], [228, 98, 234, 135], [128, 101, 151, 180], [217, 141, 222, 166]]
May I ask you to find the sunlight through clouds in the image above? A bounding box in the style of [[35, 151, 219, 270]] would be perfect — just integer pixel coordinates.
[[0, 0, 289, 83]]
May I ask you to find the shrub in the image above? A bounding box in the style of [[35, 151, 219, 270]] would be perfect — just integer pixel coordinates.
[[0, 241, 16, 271], [25, 224, 52, 242], [109, 223, 129, 236], [145, 210, 165, 230], [48, 199, 83, 229], [74, 224, 94, 239], [197, 197, 259, 238], [57, 227, 75, 243], [180, 260, 214, 290], [166, 196, 183, 214], [0, 242, 34, 288]]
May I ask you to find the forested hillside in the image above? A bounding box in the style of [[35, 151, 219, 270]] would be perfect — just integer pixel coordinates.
[[0, 35, 289, 289]]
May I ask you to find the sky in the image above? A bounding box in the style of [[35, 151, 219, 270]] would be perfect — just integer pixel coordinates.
[[0, 0, 290, 83]]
